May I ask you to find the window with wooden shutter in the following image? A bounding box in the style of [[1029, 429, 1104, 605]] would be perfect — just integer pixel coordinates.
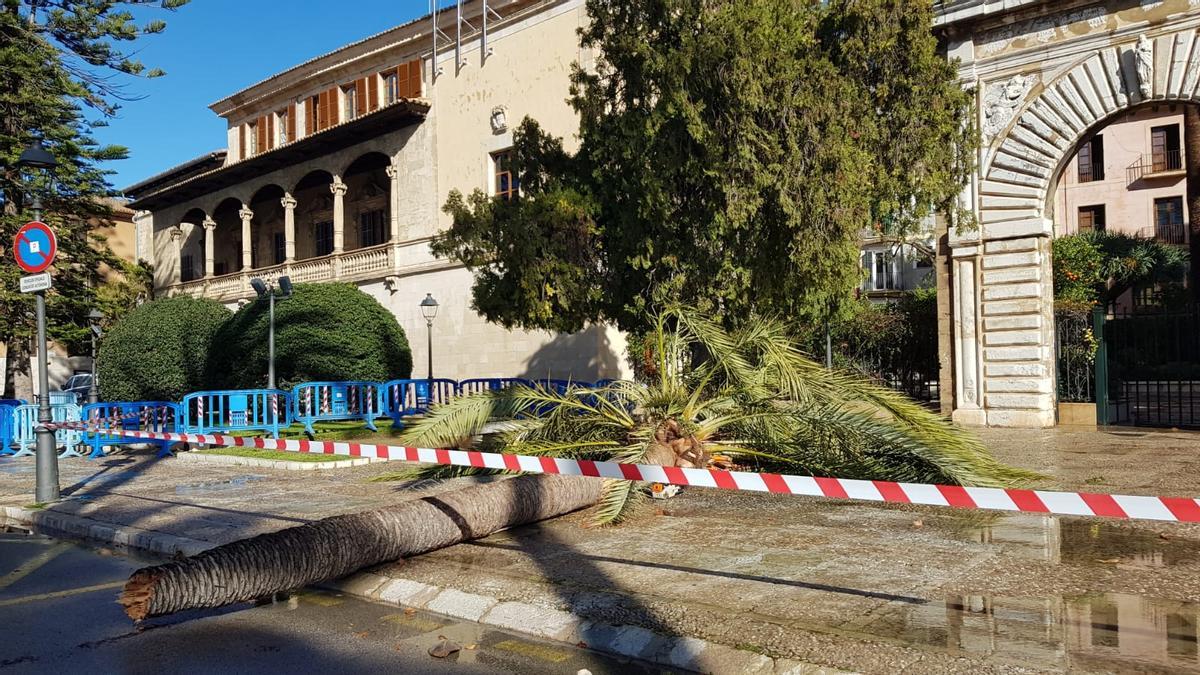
[[256, 115, 268, 154], [406, 59, 422, 97], [323, 86, 337, 129], [286, 104, 297, 142], [266, 115, 275, 150], [239, 124, 246, 159], [355, 78, 368, 117], [305, 96, 316, 135], [367, 75, 379, 112]]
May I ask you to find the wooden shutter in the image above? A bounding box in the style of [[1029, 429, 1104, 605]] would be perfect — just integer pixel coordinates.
[[367, 75, 379, 112], [305, 97, 315, 135], [287, 104, 297, 141], [323, 86, 337, 129], [407, 59, 422, 97], [266, 114, 275, 150], [256, 115, 268, 154], [239, 124, 246, 159], [395, 63, 408, 100], [355, 78, 368, 117]]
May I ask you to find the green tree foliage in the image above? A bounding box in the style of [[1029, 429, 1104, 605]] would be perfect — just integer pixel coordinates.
[[97, 296, 229, 402], [389, 306, 1034, 525], [1052, 230, 1188, 306], [205, 283, 412, 390], [433, 0, 974, 333], [1, 1, 187, 384]]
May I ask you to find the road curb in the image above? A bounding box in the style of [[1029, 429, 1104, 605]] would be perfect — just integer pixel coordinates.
[[1, 504, 842, 674], [1, 505, 213, 557], [174, 451, 387, 471], [321, 575, 846, 674]]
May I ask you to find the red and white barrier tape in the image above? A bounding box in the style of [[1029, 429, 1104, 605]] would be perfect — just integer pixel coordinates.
[[67, 425, 1200, 524]]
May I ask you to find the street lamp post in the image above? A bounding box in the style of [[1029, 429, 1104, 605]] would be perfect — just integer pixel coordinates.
[[87, 309, 103, 405], [420, 293, 439, 381], [251, 276, 293, 389], [17, 140, 60, 503]]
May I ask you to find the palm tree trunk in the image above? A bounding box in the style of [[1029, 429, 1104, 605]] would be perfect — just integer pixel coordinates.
[[119, 474, 601, 621]]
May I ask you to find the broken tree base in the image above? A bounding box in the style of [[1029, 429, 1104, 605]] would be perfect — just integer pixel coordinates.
[[119, 474, 602, 621]]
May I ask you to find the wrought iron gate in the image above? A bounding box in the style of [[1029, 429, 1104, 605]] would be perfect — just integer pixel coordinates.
[[1096, 305, 1200, 428]]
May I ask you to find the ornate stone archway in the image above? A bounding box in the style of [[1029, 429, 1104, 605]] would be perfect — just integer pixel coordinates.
[[942, 3, 1200, 427]]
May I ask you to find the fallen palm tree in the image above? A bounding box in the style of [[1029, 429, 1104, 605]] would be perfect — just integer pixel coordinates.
[[121, 306, 1033, 620], [119, 474, 600, 620]]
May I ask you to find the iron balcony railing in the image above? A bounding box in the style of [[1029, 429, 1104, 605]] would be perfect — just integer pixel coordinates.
[[1156, 220, 1187, 245], [1077, 161, 1104, 183], [1126, 149, 1185, 184]]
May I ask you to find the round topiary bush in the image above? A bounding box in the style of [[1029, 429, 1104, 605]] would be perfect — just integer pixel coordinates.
[[205, 282, 412, 389], [97, 296, 232, 402]]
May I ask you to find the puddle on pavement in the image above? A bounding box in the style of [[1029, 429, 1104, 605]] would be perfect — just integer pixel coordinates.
[[936, 512, 1200, 568], [855, 591, 1200, 671], [175, 474, 266, 495]]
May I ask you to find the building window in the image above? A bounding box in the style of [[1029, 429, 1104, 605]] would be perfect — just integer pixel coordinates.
[[1078, 204, 1106, 232], [1151, 124, 1182, 172], [180, 254, 197, 282], [384, 72, 399, 105], [277, 110, 289, 145], [862, 250, 897, 291], [273, 232, 286, 265], [492, 150, 519, 200], [1077, 135, 1103, 182], [343, 86, 357, 121], [359, 209, 387, 247], [215, 261, 228, 276], [247, 121, 258, 156], [1154, 196, 1185, 244], [314, 221, 334, 256]]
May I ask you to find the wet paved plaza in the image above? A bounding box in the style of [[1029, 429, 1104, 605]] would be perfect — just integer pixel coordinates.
[[0, 426, 1196, 672]]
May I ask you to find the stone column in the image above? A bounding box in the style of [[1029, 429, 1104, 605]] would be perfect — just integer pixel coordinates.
[[239, 205, 254, 271], [202, 216, 216, 278], [281, 193, 297, 263], [385, 163, 401, 243], [330, 177, 347, 254], [169, 226, 184, 285]]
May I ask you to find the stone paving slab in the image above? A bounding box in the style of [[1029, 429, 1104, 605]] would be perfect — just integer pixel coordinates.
[[0, 428, 1198, 673]]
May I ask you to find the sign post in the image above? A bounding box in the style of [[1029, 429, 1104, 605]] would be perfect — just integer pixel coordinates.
[[14, 220, 59, 503]]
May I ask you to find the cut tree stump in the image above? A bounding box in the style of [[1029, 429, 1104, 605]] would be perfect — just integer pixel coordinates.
[[119, 474, 602, 620]]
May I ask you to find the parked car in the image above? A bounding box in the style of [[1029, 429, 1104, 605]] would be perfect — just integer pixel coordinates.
[[62, 373, 94, 404]]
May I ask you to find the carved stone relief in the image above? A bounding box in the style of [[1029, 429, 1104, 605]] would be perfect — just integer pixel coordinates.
[[982, 74, 1035, 142]]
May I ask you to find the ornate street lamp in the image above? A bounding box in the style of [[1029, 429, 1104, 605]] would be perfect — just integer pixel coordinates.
[[87, 309, 103, 404], [420, 293, 439, 381], [251, 276, 293, 389], [17, 139, 60, 503]]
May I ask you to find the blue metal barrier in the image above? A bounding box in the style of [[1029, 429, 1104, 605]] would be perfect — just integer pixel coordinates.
[[457, 378, 534, 396], [48, 391, 77, 405], [81, 402, 181, 459], [383, 379, 458, 427], [292, 381, 386, 435], [0, 403, 18, 455], [182, 389, 291, 438], [9, 403, 83, 458]]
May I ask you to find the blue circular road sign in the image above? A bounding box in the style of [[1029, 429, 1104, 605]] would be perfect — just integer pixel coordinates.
[[14, 221, 57, 274]]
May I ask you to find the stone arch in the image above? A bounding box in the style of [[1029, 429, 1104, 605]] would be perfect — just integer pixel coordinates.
[[293, 169, 336, 261], [211, 197, 245, 276], [979, 31, 1195, 236], [342, 152, 393, 251], [248, 184, 287, 268], [953, 29, 1200, 428], [178, 207, 207, 282]]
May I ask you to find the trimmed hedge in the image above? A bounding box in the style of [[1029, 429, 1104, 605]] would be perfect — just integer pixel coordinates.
[[205, 283, 412, 390], [97, 296, 232, 402]]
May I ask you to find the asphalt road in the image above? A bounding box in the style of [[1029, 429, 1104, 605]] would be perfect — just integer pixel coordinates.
[[0, 528, 668, 674]]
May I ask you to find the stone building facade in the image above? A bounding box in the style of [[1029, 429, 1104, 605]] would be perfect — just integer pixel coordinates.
[[936, 0, 1200, 427], [126, 0, 629, 383]]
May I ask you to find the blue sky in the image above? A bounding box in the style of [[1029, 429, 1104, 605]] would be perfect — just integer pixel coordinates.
[[96, 0, 433, 192]]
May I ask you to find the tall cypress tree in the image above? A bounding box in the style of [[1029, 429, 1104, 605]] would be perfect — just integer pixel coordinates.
[[435, 0, 975, 333], [0, 0, 187, 396]]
